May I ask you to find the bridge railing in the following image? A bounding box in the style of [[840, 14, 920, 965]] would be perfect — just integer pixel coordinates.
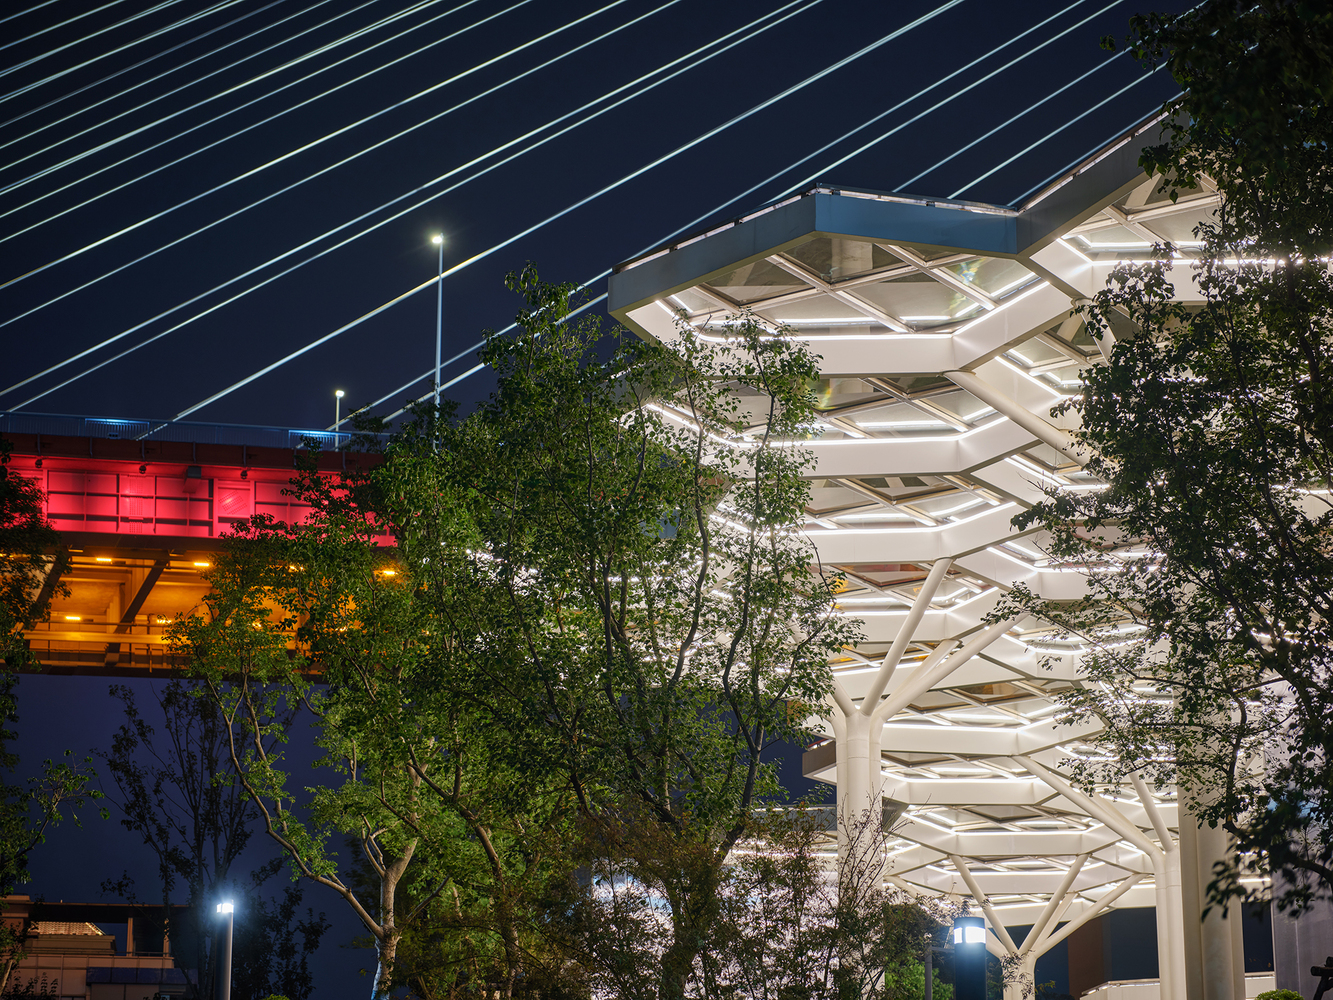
[[0, 411, 378, 450]]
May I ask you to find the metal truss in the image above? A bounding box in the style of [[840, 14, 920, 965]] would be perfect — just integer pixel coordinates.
[[610, 118, 1264, 998]]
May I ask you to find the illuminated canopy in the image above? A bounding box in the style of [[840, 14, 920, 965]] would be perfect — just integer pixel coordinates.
[[609, 114, 1256, 998]]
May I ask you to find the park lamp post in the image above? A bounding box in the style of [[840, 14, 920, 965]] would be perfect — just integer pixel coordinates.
[[951, 915, 986, 1000], [431, 234, 444, 407], [216, 901, 234, 1000], [334, 388, 345, 436]]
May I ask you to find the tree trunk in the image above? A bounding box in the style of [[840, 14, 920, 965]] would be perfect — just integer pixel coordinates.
[[657, 867, 722, 1000], [373, 841, 414, 1000], [373, 930, 400, 1000]]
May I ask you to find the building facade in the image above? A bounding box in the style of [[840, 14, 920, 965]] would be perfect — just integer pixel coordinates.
[[2, 897, 191, 1000]]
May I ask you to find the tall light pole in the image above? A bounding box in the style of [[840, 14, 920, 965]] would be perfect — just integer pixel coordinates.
[[334, 388, 345, 435], [216, 901, 234, 1000], [431, 234, 444, 407]]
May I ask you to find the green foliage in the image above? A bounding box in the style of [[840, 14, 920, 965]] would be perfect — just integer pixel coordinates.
[[1012, 0, 1333, 914], [0, 438, 67, 672], [1255, 991, 1304, 1000], [383, 267, 859, 997], [1111, 1, 1333, 206], [0, 439, 101, 998], [174, 266, 859, 998], [568, 807, 955, 999], [1, 437, 92, 897]]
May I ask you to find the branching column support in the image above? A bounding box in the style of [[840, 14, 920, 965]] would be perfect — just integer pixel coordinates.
[[1020, 756, 1187, 999], [831, 559, 953, 858], [950, 855, 1029, 1000], [943, 368, 1086, 466]]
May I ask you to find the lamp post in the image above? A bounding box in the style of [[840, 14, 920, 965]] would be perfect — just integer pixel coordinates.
[[216, 902, 234, 1000], [951, 915, 986, 1000], [334, 388, 345, 436], [431, 234, 444, 406]]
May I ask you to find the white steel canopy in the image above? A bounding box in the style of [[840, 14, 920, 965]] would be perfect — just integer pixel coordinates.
[[609, 114, 1260, 999]]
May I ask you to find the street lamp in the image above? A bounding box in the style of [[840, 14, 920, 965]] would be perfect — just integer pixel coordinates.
[[334, 388, 345, 434], [951, 915, 986, 1000], [216, 902, 234, 1000], [431, 234, 444, 407]]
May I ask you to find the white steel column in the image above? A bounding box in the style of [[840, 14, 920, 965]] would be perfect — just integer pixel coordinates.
[[841, 705, 874, 839], [1188, 806, 1245, 1000], [943, 368, 1085, 465], [1021, 756, 1187, 999], [833, 560, 952, 862], [830, 707, 850, 857], [1160, 841, 1187, 1000]]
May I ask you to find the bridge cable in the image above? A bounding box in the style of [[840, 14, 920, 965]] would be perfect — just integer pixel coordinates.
[[1, 0, 330, 142], [951, 65, 1165, 198], [896, 46, 1130, 193], [0, 0, 773, 334], [161, 0, 973, 421], [1, 0, 825, 406], [3, 0, 247, 99], [1, 0, 132, 46], [348, 0, 1144, 411], [0, 0, 469, 199]]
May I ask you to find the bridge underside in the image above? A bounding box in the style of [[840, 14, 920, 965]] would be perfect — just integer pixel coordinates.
[[3, 429, 371, 676]]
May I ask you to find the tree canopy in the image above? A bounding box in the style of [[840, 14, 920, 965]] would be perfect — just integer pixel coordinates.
[[174, 268, 859, 998], [1015, 0, 1333, 913], [0, 441, 101, 995]]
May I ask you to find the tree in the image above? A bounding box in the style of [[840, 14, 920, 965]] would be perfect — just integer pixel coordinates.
[[0, 440, 100, 994], [569, 807, 958, 999], [174, 266, 855, 997], [170, 512, 448, 1000], [371, 267, 857, 998], [173, 464, 577, 998], [1011, 0, 1333, 914], [97, 681, 329, 999]]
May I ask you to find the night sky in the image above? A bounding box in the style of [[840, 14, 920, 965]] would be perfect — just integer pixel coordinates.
[[3, 0, 1188, 430], [5, 0, 1189, 994]]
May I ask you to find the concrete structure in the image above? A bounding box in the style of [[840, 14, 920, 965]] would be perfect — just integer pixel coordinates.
[[608, 113, 1282, 998], [2, 896, 192, 999], [0, 415, 377, 675]]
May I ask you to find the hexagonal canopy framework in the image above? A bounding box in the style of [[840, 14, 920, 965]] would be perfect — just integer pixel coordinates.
[[608, 113, 1257, 999]]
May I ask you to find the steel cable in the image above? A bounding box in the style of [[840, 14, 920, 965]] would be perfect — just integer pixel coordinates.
[[7, 0, 957, 413], [330, 4, 1184, 415], [0, 0, 324, 140], [951, 65, 1165, 198], [0, 0, 759, 331], [2, 0, 819, 401], [161, 0, 972, 421], [328, 1, 1143, 415], [3, 0, 247, 99], [0, 0, 457, 196], [1, 0, 80, 31], [1, 0, 132, 45], [896, 48, 1130, 193], [771, 0, 1128, 199]]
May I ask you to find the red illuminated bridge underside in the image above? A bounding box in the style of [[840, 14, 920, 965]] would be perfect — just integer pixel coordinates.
[[4, 431, 381, 677]]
